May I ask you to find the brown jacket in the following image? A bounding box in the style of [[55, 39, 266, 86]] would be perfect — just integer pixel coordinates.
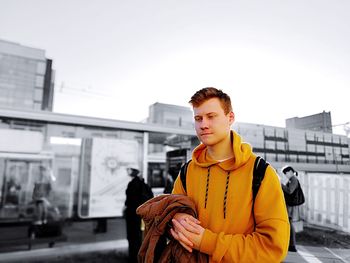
[[136, 194, 208, 263]]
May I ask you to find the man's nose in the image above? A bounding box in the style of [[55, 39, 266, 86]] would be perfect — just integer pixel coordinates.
[[200, 118, 209, 129]]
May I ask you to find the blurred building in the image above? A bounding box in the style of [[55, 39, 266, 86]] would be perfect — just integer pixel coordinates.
[[148, 102, 193, 128], [0, 39, 55, 111], [146, 102, 195, 186], [233, 122, 349, 173], [146, 103, 349, 174], [286, 111, 332, 133], [0, 108, 196, 222], [0, 107, 349, 227]]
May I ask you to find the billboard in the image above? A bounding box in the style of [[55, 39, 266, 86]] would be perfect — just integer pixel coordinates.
[[0, 129, 43, 153], [78, 137, 140, 218]]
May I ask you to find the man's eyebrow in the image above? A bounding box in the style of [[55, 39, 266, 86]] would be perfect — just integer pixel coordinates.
[[194, 112, 217, 117]]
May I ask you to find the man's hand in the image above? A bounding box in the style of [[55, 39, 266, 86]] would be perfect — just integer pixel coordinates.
[[170, 213, 205, 252]]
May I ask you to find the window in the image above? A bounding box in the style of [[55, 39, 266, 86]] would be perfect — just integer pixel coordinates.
[[34, 88, 43, 101], [36, 61, 46, 75], [308, 156, 316, 163], [276, 141, 285, 150], [307, 144, 315, 152], [289, 154, 297, 162], [35, 75, 44, 88], [265, 141, 275, 150], [298, 155, 307, 162], [316, 145, 325, 153], [277, 154, 286, 162]]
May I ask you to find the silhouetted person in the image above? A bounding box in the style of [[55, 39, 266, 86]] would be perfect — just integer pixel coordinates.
[[5, 173, 21, 205], [32, 166, 53, 225], [124, 166, 144, 263], [163, 167, 176, 194], [94, 218, 107, 233], [281, 165, 300, 252]]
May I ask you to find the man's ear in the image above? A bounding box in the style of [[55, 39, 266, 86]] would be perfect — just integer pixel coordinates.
[[228, 111, 235, 124]]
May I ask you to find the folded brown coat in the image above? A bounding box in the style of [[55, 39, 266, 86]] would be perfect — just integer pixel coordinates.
[[136, 194, 208, 263]]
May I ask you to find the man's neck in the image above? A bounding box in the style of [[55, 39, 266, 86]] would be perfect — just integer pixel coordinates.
[[206, 134, 233, 161]]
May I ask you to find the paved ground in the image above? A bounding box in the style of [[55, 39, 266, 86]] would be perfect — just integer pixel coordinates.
[[0, 218, 126, 253], [0, 219, 349, 262], [297, 224, 350, 249], [1, 241, 349, 263], [0, 240, 128, 263]]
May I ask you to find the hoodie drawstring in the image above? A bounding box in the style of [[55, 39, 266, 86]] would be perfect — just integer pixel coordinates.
[[204, 167, 210, 208], [223, 171, 230, 219], [204, 167, 231, 219]]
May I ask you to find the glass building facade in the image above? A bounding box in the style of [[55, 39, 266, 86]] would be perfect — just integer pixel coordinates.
[[0, 109, 195, 223], [0, 39, 54, 111]]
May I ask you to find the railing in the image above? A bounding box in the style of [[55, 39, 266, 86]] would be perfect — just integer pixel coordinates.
[[299, 172, 350, 233]]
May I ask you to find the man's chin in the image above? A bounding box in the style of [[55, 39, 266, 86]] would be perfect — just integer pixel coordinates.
[[200, 138, 216, 146]]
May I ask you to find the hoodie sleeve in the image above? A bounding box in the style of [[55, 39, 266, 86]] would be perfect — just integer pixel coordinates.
[[198, 166, 290, 263], [172, 174, 186, 195]]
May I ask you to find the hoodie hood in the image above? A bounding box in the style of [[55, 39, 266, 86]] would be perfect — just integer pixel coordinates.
[[192, 130, 253, 171]]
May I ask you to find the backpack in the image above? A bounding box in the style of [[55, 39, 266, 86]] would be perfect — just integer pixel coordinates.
[[284, 180, 305, 206], [180, 156, 269, 229], [140, 179, 154, 204]]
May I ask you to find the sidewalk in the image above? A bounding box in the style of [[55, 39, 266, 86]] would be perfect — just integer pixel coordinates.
[[285, 245, 350, 263], [0, 218, 129, 262], [0, 219, 349, 262], [0, 239, 128, 263], [1, 241, 349, 263], [0, 218, 127, 253]]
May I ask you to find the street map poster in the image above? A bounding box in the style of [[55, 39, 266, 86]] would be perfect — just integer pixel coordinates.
[[78, 137, 140, 218]]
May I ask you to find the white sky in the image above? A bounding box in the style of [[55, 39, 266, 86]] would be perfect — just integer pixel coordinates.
[[0, 0, 349, 135]]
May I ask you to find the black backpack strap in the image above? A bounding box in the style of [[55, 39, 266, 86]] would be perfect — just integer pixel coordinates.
[[180, 160, 192, 193], [252, 156, 269, 230]]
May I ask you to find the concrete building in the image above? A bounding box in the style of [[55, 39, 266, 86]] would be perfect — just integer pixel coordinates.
[[286, 111, 332, 133], [233, 122, 349, 173], [0, 39, 55, 111], [148, 102, 193, 128], [147, 103, 349, 173]]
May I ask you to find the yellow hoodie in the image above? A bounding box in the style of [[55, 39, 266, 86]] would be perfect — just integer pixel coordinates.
[[172, 131, 290, 262]]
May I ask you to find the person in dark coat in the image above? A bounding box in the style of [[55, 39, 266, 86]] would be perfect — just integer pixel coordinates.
[[163, 167, 176, 194], [124, 166, 145, 263], [281, 165, 300, 252]]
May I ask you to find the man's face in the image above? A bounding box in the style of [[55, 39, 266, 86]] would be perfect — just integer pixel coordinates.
[[284, 170, 294, 179], [193, 98, 234, 146]]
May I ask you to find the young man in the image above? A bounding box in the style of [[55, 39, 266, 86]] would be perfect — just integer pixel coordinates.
[[170, 88, 290, 262]]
